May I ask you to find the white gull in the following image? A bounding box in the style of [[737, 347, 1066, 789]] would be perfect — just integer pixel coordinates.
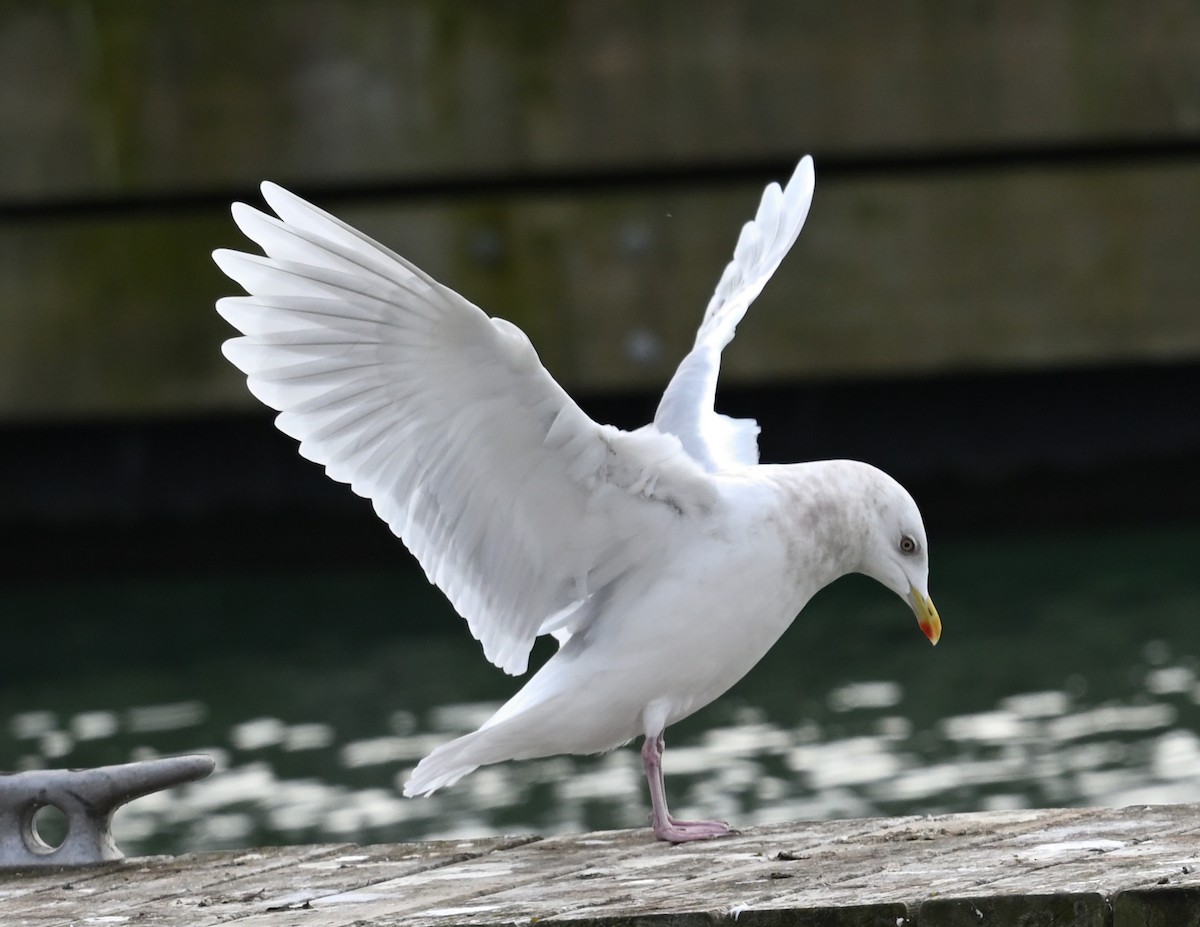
[[213, 155, 941, 843]]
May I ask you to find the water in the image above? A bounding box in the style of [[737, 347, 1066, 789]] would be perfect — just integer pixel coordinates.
[[3, 524, 1200, 856]]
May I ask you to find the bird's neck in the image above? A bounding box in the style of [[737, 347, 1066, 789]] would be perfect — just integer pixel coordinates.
[[756, 459, 879, 591]]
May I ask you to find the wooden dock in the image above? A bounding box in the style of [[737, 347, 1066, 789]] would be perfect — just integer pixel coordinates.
[[2, 803, 1199, 925]]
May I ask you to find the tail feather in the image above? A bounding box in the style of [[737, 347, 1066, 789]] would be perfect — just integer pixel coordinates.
[[403, 663, 635, 797], [403, 731, 484, 796], [403, 697, 584, 796]]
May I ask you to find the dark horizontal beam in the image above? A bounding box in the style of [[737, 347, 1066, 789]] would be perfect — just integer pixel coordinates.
[[3, 134, 1199, 225], [3, 356, 1200, 582]]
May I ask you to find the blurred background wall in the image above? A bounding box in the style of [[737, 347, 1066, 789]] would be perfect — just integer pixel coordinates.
[[2, 1, 1199, 574]]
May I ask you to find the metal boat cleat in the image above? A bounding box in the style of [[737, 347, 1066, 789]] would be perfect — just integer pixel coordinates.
[[0, 754, 215, 867]]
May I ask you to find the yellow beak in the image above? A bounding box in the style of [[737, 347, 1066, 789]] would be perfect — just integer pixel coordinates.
[[909, 586, 942, 646]]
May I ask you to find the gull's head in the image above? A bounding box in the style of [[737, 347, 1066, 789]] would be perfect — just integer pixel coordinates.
[[852, 465, 941, 646]]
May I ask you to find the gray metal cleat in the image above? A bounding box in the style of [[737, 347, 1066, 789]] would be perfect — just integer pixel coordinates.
[[0, 754, 215, 867]]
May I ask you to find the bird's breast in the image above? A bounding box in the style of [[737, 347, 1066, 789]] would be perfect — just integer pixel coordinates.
[[579, 487, 815, 727]]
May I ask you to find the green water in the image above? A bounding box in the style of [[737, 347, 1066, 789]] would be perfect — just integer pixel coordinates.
[[3, 524, 1199, 855]]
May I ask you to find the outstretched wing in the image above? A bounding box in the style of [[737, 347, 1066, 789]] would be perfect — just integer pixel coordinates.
[[214, 183, 716, 675], [654, 156, 815, 471]]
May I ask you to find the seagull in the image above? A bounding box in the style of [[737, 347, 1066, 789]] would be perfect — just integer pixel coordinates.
[[213, 155, 941, 843]]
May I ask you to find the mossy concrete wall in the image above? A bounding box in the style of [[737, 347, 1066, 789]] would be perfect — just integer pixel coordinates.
[[2, 2, 1198, 420]]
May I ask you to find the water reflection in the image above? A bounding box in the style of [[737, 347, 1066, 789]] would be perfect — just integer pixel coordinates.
[[2, 526, 1199, 855], [6, 649, 1200, 856]]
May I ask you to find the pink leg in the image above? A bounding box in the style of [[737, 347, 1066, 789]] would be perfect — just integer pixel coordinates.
[[641, 733, 735, 843]]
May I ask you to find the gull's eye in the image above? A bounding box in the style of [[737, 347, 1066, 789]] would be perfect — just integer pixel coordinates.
[[899, 535, 918, 555]]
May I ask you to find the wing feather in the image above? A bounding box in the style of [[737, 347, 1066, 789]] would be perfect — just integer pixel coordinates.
[[654, 156, 815, 471], [215, 185, 716, 675]]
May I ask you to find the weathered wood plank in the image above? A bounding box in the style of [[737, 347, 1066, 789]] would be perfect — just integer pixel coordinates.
[[2, 837, 534, 925], [0, 844, 354, 922], [3, 164, 1198, 420], [5, 804, 1200, 926], [1, 2, 1197, 200], [31, 836, 537, 926]]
